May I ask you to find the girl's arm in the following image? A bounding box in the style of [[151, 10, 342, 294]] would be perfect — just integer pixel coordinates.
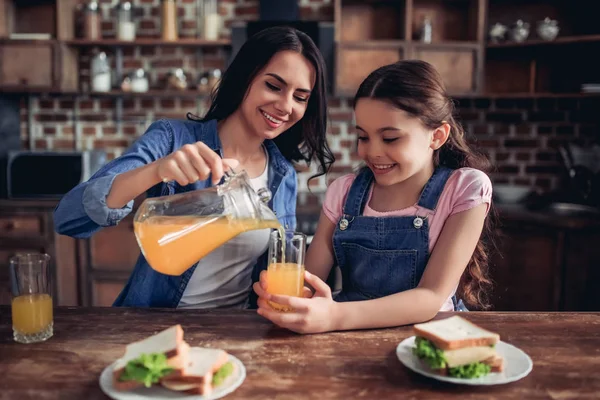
[[304, 212, 336, 283], [332, 203, 488, 331]]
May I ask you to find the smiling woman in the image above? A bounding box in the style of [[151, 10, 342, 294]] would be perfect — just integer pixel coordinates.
[[194, 27, 332, 184], [53, 26, 334, 309]]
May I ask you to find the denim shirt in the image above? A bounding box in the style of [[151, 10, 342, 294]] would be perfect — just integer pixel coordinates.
[[53, 119, 297, 308]]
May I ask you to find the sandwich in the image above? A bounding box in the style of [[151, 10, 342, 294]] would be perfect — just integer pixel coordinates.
[[112, 324, 236, 396], [412, 315, 504, 379], [161, 347, 236, 396], [113, 324, 190, 391]]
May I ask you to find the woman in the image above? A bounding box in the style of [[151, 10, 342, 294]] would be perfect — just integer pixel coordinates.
[[54, 26, 334, 308]]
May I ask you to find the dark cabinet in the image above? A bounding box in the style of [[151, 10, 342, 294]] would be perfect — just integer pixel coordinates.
[[79, 214, 138, 307], [0, 41, 78, 91], [489, 206, 600, 311]]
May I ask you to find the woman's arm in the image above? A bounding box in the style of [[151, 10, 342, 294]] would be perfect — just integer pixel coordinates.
[[333, 203, 488, 331], [54, 121, 173, 238]]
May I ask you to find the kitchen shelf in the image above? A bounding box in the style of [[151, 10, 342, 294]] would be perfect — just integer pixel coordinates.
[[455, 92, 600, 99], [487, 34, 600, 48], [87, 90, 207, 99], [337, 40, 480, 50], [0, 88, 209, 98], [412, 41, 481, 50], [0, 38, 57, 45], [336, 40, 406, 48], [64, 38, 231, 47]]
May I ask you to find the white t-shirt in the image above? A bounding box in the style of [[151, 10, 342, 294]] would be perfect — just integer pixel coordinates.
[[178, 148, 271, 309]]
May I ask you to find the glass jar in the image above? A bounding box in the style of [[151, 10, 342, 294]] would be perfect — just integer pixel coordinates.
[[91, 52, 111, 92], [510, 20, 530, 43], [133, 170, 279, 276], [117, 1, 136, 41], [167, 68, 188, 90], [161, 0, 178, 41], [207, 68, 221, 92], [202, 0, 220, 40], [421, 16, 432, 43], [130, 69, 149, 93], [83, 1, 101, 40], [537, 17, 559, 41]]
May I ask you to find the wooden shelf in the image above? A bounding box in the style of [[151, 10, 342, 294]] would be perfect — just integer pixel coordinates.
[[0, 86, 62, 94], [455, 92, 600, 99], [337, 40, 479, 50], [90, 90, 207, 98], [412, 41, 480, 50], [64, 38, 231, 47], [0, 88, 208, 98], [337, 40, 406, 48], [487, 35, 600, 48], [0, 38, 57, 45]]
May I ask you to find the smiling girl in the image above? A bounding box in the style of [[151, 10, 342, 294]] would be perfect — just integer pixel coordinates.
[[54, 26, 334, 309], [254, 60, 495, 333]]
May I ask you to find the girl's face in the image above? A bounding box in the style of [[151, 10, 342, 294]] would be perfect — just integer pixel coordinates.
[[354, 98, 440, 186], [240, 50, 315, 140]]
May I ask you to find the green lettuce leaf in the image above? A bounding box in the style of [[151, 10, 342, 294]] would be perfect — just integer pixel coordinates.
[[413, 337, 493, 379], [119, 353, 174, 388], [412, 337, 447, 369], [448, 362, 492, 379], [212, 362, 234, 387]]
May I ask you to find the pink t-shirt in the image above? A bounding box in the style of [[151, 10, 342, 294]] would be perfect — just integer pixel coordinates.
[[323, 168, 493, 311]]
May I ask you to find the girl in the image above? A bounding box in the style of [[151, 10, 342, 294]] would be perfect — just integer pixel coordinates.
[[254, 60, 494, 333], [54, 26, 334, 308]]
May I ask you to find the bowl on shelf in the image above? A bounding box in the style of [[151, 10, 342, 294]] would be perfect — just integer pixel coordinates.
[[493, 184, 532, 204], [510, 20, 530, 42], [537, 17, 560, 41]]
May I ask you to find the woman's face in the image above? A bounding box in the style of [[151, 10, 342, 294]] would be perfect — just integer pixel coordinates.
[[239, 50, 316, 140]]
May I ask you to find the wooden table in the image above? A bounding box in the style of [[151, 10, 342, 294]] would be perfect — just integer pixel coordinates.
[[1, 308, 599, 399]]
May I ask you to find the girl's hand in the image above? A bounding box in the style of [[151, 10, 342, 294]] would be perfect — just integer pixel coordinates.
[[156, 142, 239, 186], [253, 270, 340, 334]]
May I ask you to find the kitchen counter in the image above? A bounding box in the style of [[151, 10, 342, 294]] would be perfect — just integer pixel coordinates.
[[1, 308, 600, 399]]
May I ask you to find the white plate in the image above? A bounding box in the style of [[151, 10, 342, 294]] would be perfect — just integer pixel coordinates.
[[99, 349, 246, 400], [396, 336, 533, 385]]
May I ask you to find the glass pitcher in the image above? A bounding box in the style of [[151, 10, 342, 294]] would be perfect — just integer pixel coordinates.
[[133, 169, 282, 276]]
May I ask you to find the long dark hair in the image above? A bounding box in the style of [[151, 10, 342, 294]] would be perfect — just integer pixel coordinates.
[[354, 60, 496, 310], [189, 26, 334, 183]]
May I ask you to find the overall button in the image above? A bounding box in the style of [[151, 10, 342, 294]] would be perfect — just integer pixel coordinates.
[[413, 217, 424, 229], [339, 218, 349, 231]]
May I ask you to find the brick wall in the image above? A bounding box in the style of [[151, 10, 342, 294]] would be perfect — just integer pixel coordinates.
[[18, 0, 598, 194]]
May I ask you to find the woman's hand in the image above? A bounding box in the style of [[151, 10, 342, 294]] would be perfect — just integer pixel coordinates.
[[156, 142, 239, 186], [253, 270, 340, 334]]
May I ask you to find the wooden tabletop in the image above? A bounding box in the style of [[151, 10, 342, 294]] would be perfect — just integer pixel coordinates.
[[1, 308, 599, 400]]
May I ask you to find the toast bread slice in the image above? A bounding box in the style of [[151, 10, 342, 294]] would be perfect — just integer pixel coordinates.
[[413, 316, 499, 351], [161, 347, 233, 396]]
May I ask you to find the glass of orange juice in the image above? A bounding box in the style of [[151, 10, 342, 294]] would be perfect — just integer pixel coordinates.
[[267, 230, 306, 312], [9, 253, 53, 344]]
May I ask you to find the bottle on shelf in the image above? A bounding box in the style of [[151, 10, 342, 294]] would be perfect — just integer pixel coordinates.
[[117, 1, 136, 41], [201, 0, 221, 41], [83, 0, 102, 40], [161, 0, 179, 41]]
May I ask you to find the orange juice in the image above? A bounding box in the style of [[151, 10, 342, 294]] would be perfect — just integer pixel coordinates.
[[267, 262, 305, 311], [135, 216, 282, 276], [11, 294, 53, 334]]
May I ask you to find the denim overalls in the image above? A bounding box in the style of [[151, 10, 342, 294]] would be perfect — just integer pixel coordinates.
[[332, 166, 467, 311]]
